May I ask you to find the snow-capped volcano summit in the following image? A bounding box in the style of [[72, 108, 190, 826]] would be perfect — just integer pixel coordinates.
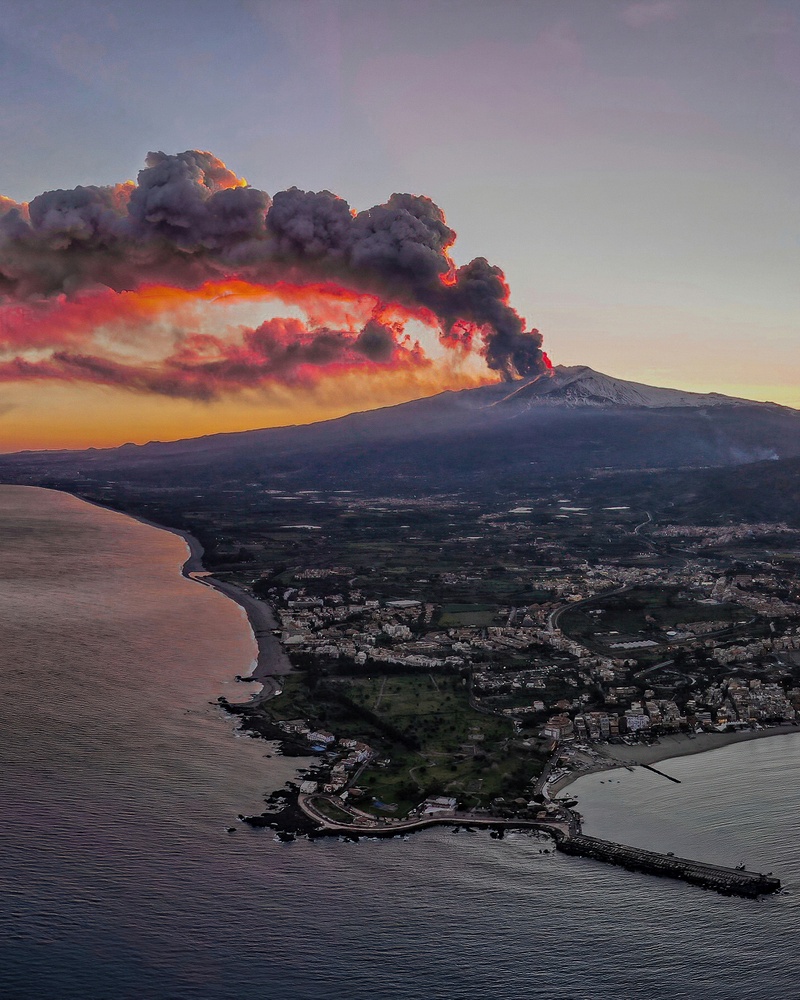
[[0, 365, 797, 488], [493, 365, 760, 410]]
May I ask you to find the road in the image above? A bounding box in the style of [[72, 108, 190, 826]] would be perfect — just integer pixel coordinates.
[[532, 746, 562, 798], [299, 792, 573, 839], [547, 584, 631, 633], [634, 658, 674, 680], [373, 676, 388, 710]]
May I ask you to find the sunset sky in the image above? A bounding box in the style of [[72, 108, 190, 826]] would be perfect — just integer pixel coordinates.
[[1, 0, 798, 450]]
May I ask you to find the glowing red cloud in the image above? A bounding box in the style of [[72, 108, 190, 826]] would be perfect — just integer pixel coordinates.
[[0, 150, 551, 400]]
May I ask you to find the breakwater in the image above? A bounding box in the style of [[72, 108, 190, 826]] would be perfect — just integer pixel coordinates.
[[640, 762, 681, 783], [557, 833, 781, 898], [290, 792, 781, 898]]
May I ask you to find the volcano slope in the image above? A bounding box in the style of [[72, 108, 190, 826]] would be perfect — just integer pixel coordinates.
[[1, 366, 798, 496]]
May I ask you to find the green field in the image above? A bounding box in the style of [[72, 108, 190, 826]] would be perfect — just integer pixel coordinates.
[[437, 603, 497, 626], [310, 796, 356, 824], [262, 669, 547, 817]]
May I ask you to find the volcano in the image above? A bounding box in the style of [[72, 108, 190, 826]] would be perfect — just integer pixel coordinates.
[[1, 367, 798, 491], [493, 365, 762, 410]]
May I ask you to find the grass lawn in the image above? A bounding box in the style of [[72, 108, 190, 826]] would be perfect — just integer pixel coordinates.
[[333, 672, 546, 815], [310, 797, 356, 824], [263, 668, 547, 817], [438, 603, 497, 627]]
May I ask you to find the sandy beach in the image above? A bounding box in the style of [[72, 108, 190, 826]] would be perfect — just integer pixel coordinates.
[[200, 576, 292, 681], [549, 725, 800, 796], [139, 517, 294, 684], [66, 492, 800, 790], [71, 493, 291, 689]]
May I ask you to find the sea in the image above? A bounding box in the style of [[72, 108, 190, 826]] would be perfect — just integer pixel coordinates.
[[1, 485, 798, 1000]]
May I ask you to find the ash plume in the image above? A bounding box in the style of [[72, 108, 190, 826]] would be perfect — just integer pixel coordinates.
[[0, 150, 548, 395]]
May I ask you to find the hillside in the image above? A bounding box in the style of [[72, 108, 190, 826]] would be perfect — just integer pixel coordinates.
[[1, 366, 798, 491]]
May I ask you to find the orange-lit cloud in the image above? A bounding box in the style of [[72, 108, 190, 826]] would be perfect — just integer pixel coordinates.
[[0, 149, 548, 407], [0, 312, 431, 401]]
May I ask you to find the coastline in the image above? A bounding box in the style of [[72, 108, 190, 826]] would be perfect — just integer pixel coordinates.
[[119, 510, 293, 685], [32, 489, 800, 840], [123, 510, 800, 798], [59, 490, 291, 688], [549, 725, 800, 797]]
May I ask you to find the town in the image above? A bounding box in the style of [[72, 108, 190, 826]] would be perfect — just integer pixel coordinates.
[[110, 479, 799, 826], [21, 463, 800, 827]]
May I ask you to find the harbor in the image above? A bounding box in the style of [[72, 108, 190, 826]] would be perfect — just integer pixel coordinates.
[[254, 789, 784, 899]]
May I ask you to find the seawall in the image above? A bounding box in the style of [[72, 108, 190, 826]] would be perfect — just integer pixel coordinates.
[[557, 833, 781, 898]]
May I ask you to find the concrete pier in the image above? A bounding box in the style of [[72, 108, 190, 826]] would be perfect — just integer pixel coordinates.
[[556, 833, 781, 898], [293, 793, 781, 898]]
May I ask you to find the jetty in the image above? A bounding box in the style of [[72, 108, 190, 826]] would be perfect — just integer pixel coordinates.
[[283, 792, 782, 898], [557, 833, 781, 898], [640, 762, 681, 784]]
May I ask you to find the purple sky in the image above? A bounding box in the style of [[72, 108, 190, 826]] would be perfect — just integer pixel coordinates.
[[0, 0, 798, 434]]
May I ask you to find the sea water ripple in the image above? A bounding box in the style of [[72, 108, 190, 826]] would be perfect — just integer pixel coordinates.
[[0, 486, 798, 1000]]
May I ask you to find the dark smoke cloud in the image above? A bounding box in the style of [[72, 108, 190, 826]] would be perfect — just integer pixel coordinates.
[[353, 319, 397, 363], [0, 150, 547, 379], [447, 257, 545, 377], [350, 193, 455, 286], [128, 151, 270, 251], [265, 187, 352, 261]]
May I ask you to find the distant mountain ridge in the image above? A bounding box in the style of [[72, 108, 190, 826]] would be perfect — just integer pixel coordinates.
[[0, 366, 798, 489]]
